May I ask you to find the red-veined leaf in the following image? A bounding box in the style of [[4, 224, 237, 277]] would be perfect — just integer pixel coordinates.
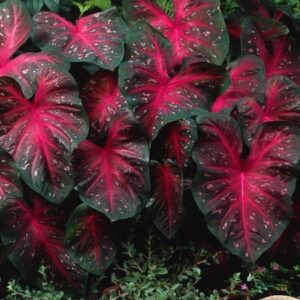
[[0, 69, 88, 204], [0, 52, 64, 98], [0, 0, 32, 67], [32, 8, 127, 70], [123, 0, 229, 66], [74, 109, 150, 221], [119, 21, 229, 140], [192, 114, 300, 262], [0, 149, 22, 210], [151, 119, 197, 168], [80, 70, 126, 139], [65, 204, 116, 275], [151, 160, 184, 239], [211, 55, 265, 112], [241, 18, 300, 85], [0, 0, 61, 98], [0, 196, 87, 293], [238, 76, 300, 143]]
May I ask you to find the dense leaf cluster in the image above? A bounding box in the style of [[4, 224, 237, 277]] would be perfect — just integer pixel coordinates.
[[0, 0, 299, 297]]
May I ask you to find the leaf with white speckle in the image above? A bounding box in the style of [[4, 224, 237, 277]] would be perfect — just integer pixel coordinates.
[[0, 68, 89, 204], [32, 8, 127, 70], [241, 18, 300, 85], [238, 76, 300, 143], [0, 52, 66, 98], [211, 55, 265, 112], [119, 21, 229, 140], [0, 0, 32, 64], [80, 70, 126, 139], [123, 0, 229, 66], [73, 109, 150, 221], [192, 114, 300, 262]]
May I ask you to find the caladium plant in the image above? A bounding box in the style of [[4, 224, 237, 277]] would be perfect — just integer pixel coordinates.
[[192, 114, 300, 262], [0, 69, 88, 203], [32, 7, 128, 70], [211, 55, 265, 112], [241, 18, 300, 85], [123, 0, 229, 66], [238, 76, 300, 143], [0, 194, 87, 292], [73, 109, 150, 221], [119, 21, 229, 139], [0, 0, 299, 296], [0, 0, 62, 98], [150, 160, 184, 239]]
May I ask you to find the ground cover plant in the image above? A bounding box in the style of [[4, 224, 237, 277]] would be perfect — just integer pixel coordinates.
[[0, 0, 300, 298]]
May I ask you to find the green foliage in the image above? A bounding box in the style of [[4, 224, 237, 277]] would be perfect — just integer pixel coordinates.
[[4, 239, 300, 299], [96, 233, 300, 299], [24, 0, 60, 14], [156, 0, 174, 17], [5, 266, 72, 300], [70, 0, 112, 15], [273, 0, 300, 19]]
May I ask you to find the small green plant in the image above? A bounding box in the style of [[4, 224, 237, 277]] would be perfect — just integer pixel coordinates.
[[6, 266, 72, 300], [94, 232, 300, 299]]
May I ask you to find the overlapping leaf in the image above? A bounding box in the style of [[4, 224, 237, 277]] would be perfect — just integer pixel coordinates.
[[0, 0, 32, 66], [151, 119, 197, 168], [0, 69, 88, 204], [192, 114, 300, 262], [238, 76, 300, 142], [151, 160, 184, 239], [119, 21, 228, 139], [0, 0, 63, 98], [80, 70, 126, 139], [0, 195, 87, 292], [65, 204, 116, 275], [32, 8, 127, 70], [123, 0, 229, 66], [241, 18, 300, 85], [74, 109, 150, 221], [212, 55, 265, 112]]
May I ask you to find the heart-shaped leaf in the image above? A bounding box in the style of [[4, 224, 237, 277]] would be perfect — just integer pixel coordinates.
[[192, 114, 300, 262], [123, 0, 229, 66], [74, 109, 150, 221], [0, 69, 88, 204], [32, 8, 127, 70], [65, 204, 116, 275]]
